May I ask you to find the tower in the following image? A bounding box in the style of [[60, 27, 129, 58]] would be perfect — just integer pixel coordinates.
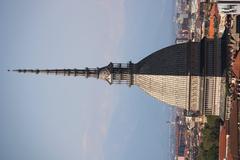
[[13, 62, 135, 86], [13, 38, 223, 116]]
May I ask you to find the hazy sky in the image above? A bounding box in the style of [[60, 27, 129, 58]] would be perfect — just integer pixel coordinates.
[[0, 0, 176, 160]]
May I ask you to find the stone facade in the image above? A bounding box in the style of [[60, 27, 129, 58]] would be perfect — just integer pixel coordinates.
[[133, 42, 202, 112], [133, 38, 223, 115], [15, 38, 223, 116], [134, 74, 190, 109]]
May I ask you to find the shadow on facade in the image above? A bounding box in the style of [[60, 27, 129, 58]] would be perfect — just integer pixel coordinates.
[[134, 38, 224, 77]]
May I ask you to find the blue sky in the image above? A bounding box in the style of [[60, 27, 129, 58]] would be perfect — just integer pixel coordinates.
[[0, 0, 176, 160]]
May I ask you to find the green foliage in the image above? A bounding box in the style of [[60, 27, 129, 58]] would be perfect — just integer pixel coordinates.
[[197, 116, 220, 160]]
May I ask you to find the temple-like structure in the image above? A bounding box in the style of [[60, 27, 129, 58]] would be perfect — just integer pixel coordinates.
[[13, 38, 224, 116]]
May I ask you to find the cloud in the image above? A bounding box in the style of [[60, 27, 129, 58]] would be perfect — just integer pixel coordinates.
[[79, 1, 126, 159], [80, 90, 118, 160], [96, 0, 126, 61], [81, 129, 104, 160]]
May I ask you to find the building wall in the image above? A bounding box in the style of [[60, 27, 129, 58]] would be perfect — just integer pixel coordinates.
[[189, 76, 201, 111], [134, 42, 202, 111], [135, 42, 191, 76], [134, 74, 190, 109], [217, 1, 240, 15], [201, 38, 222, 115], [132, 38, 222, 115]]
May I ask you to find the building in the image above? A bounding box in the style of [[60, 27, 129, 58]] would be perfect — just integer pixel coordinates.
[[175, 122, 187, 158], [176, 30, 191, 44], [13, 38, 224, 116], [177, 157, 185, 160], [217, 0, 240, 15]]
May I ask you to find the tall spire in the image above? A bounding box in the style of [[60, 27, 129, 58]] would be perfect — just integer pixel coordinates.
[[12, 62, 135, 86], [12, 68, 98, 78]]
